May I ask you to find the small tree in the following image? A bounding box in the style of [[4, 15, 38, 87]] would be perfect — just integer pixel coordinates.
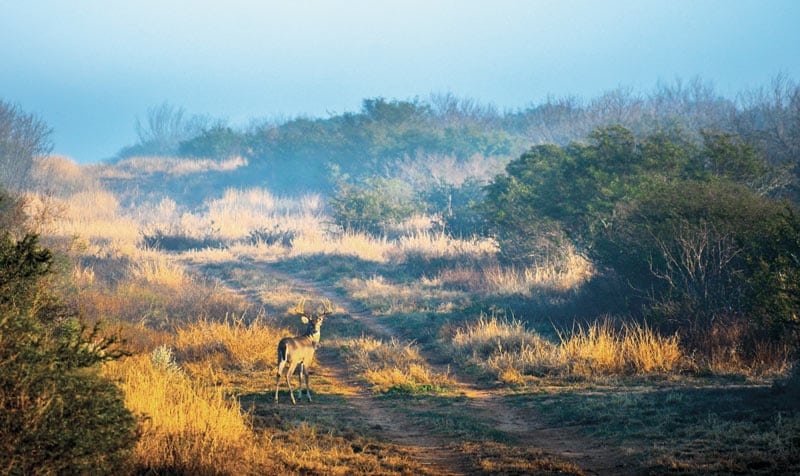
[[330, 177, 421, 235], [118, 102, 209, 157], [0, 100, 53, 190]]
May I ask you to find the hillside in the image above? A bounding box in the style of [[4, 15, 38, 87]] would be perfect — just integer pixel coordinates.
[[2, 79, 800, 473]]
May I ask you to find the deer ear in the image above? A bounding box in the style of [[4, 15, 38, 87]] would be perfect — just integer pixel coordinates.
[[301, 316, 310, 324]]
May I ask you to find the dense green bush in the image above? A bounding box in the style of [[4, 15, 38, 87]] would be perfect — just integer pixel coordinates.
[[424, 178, 487, 237], [482, 126, 799, 341], [330, 177, 422, 235], [178, 125, 245, 159], [0, 189, 137, 474], [596, 180, 800, 329]]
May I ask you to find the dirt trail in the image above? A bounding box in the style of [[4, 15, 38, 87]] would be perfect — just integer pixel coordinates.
[[192, 259, 634, 475]]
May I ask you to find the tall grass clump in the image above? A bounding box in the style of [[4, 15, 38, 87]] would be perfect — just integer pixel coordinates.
[[392, 230, 497, 262], [482, 251, 594, 296], [450, 314, 561, 384], [339, 336, 454, 393], [102, 354, 257, 474], [449, 315, 686, 384], [173, 316, 284, 379], [128, 252, 191, 288], [290, 230, 390, 263], [557, 320, 683, 375]]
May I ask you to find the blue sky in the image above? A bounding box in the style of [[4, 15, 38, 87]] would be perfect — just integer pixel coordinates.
[[2, 0, 799, 163]]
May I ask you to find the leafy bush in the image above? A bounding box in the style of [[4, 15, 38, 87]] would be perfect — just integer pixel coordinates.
[[597, 180, 800, 331], [330, 177, 421, 235], [482, 126, 799, 347], [424, 178, 487, 237], [178, 125, 245, 159]]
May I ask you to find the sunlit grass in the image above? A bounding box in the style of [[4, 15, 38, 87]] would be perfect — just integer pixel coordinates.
[[22, 155, 798, 474], [291, 230, 391, 262], [102, 353, 257, 475], [343, 274, 467, 314], [96, 155, 247, 177], [450, 314, 686, 384], [392, 230, 497, 261], [557, 320, 683, 375], [173, 316, 283, 379], [102, 324, 436, 475], [339, 336, 455, 393], [128, 252, 191, 289]]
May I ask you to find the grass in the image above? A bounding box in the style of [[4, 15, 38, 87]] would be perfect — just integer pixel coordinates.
[[449, 314, 686, 385], [524, 384, 800, 474], [338, 336, 456, 394], [24, 156, 799, 474], [102, 319, 439, 475], [102, 352, 257, 474], [456, 441, 585, 475]]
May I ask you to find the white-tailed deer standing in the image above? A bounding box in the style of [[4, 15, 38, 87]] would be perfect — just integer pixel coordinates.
[[274, 299, 332, 404]]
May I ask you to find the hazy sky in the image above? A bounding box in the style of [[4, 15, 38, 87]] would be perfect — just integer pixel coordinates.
[[2, 0, 799, 163]]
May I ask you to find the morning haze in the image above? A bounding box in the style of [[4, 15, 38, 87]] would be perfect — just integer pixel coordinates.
[[2, 0, 799, 162], [2, 1, 800, 474]]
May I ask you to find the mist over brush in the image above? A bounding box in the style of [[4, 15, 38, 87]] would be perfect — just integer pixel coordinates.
[[2, 76, 800, 474], [116, 77, 800, 201]]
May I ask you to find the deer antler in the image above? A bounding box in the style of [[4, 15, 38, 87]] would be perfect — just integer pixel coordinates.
[[289, 298, 307, 316], [318, 298, 334, 316]]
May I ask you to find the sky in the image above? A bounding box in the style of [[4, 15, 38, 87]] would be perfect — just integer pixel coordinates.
[[2, 0, 799, 163]]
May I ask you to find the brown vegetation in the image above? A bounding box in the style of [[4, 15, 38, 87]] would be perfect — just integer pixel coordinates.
[[12, 155, 798, 474]]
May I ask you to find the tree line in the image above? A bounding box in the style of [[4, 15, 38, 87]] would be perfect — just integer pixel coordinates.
[[118, 76, 800, 202]]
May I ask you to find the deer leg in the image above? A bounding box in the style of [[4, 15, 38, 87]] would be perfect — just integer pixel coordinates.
[[297, 363, 304, 401], [275, 359, 286, 403], [286, 362, 298, 405], [303, 363, 312, 402]]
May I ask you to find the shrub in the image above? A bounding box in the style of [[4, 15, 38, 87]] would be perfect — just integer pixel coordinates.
[[330, 177, 422, 235], [424, 177, 488, 237], [248, 225, 296, 247], [0, 231, 137, 474], [596, 180, 800, 333], [140, 225, 224, 251]]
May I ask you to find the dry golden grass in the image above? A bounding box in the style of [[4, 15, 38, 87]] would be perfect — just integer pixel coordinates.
[[339, 336, 455, 393], [128, 252, 191, 289], [21, 155, 796, 474], [30, 154, 94, 196], [557, 320, 684, 375], [482, 254, 594, 295], [202, 187, 324, 240], [102, 353, 257, 475], [291, 230, 390, 262], [451, 314, 685, 383], [173, 316, 284, 379], [690, 317, 794, 378], [77, 256, 250, 331], [102, 325, 437, 475], [343, 274, 466, 315], [392, 230, 497, 261], [96, 155, 247, 178]]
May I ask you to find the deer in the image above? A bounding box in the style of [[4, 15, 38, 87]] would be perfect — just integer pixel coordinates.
[[274, 298, 333, 404]]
